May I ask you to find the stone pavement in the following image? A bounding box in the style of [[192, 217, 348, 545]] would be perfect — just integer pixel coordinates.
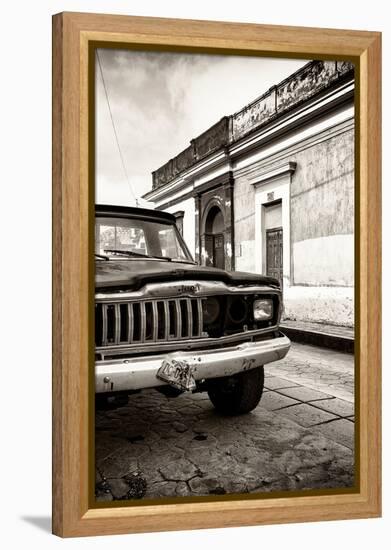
[[95, 342, 355, 502]]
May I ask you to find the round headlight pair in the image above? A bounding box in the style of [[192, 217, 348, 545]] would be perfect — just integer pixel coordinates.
[[204, 297, 248, 325], [253, 298, 273, 321]]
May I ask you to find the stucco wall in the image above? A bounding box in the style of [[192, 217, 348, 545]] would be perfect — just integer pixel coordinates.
[[151, 70, 355, 328], [283, 285, 354, 327], [164, 198, 196, 259], [290, 128, 354, 286], [232, 125, 354, 327], [233, 172, 256, 273]]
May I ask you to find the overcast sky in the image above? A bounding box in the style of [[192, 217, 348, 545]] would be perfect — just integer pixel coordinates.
[[95, 49, 308, 206]]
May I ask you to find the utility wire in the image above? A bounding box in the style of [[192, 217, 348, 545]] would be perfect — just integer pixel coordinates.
[[96, 50, 139, 207]]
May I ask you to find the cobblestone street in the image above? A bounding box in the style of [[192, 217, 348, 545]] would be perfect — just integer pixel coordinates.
[[95, 343, 355, 501]]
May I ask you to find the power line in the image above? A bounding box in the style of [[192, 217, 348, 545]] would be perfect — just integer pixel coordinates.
[[96, 50, 139, 207]]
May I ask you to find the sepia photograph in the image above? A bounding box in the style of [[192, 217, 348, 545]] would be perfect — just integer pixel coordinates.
[[93, 48, 355, 503]]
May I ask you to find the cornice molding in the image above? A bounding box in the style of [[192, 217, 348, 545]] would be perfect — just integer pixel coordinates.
[[235, 115, 354, 181], [144, 80, 353, 203], [250, 161, 297, 188]]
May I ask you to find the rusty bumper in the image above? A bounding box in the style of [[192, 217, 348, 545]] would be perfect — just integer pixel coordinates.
[[95, 333, 290, 393]]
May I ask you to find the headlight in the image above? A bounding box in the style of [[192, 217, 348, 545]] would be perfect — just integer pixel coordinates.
[[202, 297, 220, 324], [253, 298, 273, 321], [228, 297, 248, 324]]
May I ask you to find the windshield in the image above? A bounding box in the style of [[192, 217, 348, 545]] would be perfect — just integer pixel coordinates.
[[95, 216, 194, 262]]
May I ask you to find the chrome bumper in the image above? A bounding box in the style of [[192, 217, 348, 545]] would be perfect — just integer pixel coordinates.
[[95, 333, 290, 393]]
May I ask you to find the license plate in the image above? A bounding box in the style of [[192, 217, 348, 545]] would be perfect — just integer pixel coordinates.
[[156, 358, 196, 392]]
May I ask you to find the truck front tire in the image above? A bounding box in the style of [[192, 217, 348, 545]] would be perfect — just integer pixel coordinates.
[[207, 366, 264, 415]]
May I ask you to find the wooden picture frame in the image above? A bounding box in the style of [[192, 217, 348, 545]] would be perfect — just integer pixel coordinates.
[[52, 11, 381, 537]]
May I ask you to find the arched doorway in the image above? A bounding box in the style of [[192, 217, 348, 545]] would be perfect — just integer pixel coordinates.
[[194, 172, 235, 271], [204, 206, 225, 269]]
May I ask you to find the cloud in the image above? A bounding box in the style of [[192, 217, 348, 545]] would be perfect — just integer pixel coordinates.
[[96, 49, 308, 205]]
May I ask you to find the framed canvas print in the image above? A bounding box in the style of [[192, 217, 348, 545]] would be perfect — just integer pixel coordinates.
[[52, 12, 381, 537]]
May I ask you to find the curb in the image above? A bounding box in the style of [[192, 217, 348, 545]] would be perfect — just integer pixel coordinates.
[[280, 325, 354, 354]]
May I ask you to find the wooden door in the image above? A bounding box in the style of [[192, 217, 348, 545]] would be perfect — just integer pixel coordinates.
[[204, 234, 214, 266], [213, 233, 225, 269], [266, 227, 283, 286], [205, 233, 225, 269]]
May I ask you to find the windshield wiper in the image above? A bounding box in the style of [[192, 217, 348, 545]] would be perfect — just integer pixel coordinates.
[[95, 252, 109, 261], [171, 259, 197, 265], [104, 249, 172, 261], [104, 249, 148, 258]]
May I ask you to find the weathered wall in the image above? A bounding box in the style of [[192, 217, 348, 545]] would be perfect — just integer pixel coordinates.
[[152, 118, 230, 189], [150, 61, 354, 191], [233, 171, 256, 273], [283, 285, 354, 327], [151, 60, 355, 328], [232, 126, 355, 327], [290, 128, 354, 286]]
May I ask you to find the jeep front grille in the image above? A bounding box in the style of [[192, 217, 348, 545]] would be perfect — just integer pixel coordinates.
[[95, 298, 204, 347]]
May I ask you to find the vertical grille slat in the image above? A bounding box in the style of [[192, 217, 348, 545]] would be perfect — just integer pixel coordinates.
[[187, 299, 193, 338], [197, 299, 203, 337], [140, 302, 146, 342], [102, 304, 108, 346], [152, 301, 158, 342], [175, 299, 181, 339], [163, 301, 170, 340], [96, 296, 205, 347], [127, 303, 133, 343], [114, 304, 121, 344]]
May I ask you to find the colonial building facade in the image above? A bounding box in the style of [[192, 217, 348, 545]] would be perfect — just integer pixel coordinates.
[[143, 61, 355, 327]]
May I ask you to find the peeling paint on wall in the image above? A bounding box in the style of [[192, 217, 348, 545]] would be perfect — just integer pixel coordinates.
[[290, 129, 354, 244], [283, 286, 354, 327], [150, 61, 354, 190], [233, 88, 276, 139], [293, 234, 354, 286], [151, 60, 355, 329], [235, 240, 256, 273], [277, 61, 338, 113]]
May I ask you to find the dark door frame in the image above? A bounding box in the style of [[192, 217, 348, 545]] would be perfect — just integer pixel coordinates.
[[193, 171, 235, 271]]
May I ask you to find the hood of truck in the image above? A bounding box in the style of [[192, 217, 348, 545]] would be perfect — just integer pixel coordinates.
[[95, 259, 279, 292]]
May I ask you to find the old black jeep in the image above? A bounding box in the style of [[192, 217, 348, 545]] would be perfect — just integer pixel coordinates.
[[95, 205, 290, 415]]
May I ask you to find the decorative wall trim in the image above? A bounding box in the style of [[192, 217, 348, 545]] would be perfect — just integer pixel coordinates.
[[150, 61, 354, 190], [146, 103, 354, 206], [196, 171, 235, 271], [233, 115, 354, 180], [254, 166, 294, 285], [250, 161, 297, 188]]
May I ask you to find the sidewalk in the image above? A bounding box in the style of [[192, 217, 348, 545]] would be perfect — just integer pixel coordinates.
[[266, 342, 354, 402], [280, 319, 354, 353]]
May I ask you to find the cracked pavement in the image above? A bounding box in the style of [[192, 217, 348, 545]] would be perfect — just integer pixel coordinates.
[[95, 342, 355, 501]]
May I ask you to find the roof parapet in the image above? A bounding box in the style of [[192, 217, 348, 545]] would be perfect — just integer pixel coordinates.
[[151, 60, 354, 191]]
